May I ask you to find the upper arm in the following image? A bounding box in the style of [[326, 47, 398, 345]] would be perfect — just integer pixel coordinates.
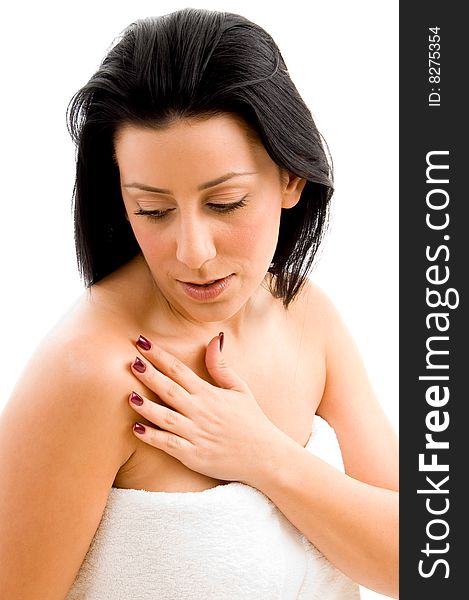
[[309, 284, 398, 491], [0, 333, 137, 599]]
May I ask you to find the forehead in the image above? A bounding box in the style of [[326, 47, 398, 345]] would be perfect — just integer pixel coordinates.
[[114, 113, 278, 185], [115, 113, 261, 155]]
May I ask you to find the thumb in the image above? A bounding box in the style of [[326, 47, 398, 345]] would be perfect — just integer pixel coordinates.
[[205, 332, 248, 392]]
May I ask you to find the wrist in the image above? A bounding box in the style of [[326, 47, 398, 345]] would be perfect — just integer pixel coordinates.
[[242, 427, 300, 492]]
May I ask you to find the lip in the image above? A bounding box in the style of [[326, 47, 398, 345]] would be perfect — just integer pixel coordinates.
[[178, 274, 234, 301], [182, 278, 223, 285]]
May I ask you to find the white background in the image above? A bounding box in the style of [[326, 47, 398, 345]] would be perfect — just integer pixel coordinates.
[[0, 2, 398, 598]]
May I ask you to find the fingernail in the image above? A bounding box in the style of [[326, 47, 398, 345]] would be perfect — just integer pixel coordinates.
[[218, 331, 224, 352], [130, 391, 144, 406], [132, 357, 146, 373], [134, 423, 146, 434], [136, 335, 152, 351]]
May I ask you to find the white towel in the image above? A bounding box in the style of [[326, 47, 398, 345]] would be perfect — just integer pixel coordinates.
[[65, 416, 360, 599]]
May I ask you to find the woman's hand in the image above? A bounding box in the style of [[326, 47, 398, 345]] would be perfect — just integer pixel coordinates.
[[127, 333, 280, 484]]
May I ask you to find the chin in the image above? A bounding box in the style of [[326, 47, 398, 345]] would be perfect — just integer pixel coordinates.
[[182, 299, 245, 323]]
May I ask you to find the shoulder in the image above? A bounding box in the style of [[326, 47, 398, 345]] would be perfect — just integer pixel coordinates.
[[0, 290, 141, 596], [5, 288, 140, 466], [291, 278, 367, 356], [285, 277, 342, 340]]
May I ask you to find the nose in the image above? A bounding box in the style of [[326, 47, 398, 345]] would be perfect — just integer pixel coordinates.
[[175, 214, 217, 270]]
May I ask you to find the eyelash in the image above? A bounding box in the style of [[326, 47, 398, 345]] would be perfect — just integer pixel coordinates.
[[134, 196, 249, 221]]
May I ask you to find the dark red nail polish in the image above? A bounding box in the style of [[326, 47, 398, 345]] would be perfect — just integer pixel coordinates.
[[130, 391, 144, 406], [137, 335, 152, 351], [134, 423, 146, 434], [218, 331, 224, 352], [132, 357, 146, 373]]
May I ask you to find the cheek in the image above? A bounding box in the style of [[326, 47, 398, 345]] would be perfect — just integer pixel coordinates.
[[130, 222, 169, 259], [228, 208, 280, 259]]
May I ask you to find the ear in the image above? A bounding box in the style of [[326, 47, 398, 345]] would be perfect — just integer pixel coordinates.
[[280, 171, 307, 209]]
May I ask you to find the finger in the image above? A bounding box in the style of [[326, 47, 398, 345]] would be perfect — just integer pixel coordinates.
[[133, 421, 194, 458], [136, 335, 206, 393], [129, 391, 194, 439], [131, 356, 192, 416], [205, 333, 250, 393]]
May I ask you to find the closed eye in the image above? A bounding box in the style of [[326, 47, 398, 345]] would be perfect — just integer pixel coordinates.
[[134, 196, 249, 221], [133, 207, 174, 220], [206, 196, 248, 213]]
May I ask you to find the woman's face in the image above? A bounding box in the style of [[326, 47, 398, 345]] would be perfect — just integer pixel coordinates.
[[115, 113, 305, 324]]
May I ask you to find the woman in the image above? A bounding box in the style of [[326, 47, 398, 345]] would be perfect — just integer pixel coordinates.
[[0, 8, 398, 599]]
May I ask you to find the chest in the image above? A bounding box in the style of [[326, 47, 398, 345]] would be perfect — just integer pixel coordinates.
[[114, 326, 325, 492], [234, 340, 324, 444]]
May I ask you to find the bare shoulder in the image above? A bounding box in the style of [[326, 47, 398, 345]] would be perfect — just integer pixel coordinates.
[[0, 289, 140, 598], [295, 278, 398, 491], [9, 287, 142, 461], [286, 277, 341, 338]]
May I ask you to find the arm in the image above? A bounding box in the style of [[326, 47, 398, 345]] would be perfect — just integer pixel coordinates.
[[0, 332, 137, 599], [248, 286, 399, 598]]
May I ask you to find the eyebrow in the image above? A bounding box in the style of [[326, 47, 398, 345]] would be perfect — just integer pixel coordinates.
[[122, 171, 257, 194]]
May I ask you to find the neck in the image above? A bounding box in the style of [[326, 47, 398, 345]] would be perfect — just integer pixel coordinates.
[[151, 279, 270, 344], [133, 256, 273, 344]]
